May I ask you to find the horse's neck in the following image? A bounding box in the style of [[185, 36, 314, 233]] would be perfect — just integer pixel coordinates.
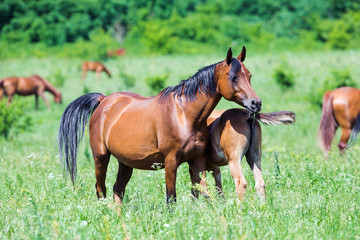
[[43, 81, 58, 96], [180, 93, 222, 126]]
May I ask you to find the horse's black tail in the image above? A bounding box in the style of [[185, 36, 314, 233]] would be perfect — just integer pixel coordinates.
[[348, 113, 360, 147], [58, 93, 105, 183]]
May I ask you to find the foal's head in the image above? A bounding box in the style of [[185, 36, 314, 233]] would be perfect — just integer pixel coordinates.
[[216, 47, 261, 114]]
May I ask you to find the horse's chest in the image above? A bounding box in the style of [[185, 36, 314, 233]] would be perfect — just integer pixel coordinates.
[[180, 132, 207, 158]]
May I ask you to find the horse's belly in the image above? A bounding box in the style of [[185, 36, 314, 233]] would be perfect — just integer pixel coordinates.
[[111, 151, 165, 170]]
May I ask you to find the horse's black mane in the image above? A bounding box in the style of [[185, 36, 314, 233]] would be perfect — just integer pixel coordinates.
[[159, 58, 241, 103], [159, 62, 220, 102]]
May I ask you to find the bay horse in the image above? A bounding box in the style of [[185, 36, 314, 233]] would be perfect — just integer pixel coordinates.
[[82, 61, 111, 80], [59, 47, 262, 204], [0, 74, 62, 110], [205, 109, 295, 201], [318, 86, 360, 156]]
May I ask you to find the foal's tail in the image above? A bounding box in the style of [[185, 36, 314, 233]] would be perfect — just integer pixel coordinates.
[[58, 93, 105, 183], [317, 93, 338, 154], [256, 111, 296, 125]]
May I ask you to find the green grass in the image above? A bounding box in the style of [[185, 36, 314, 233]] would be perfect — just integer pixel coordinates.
[[1, 50, 360, 239]]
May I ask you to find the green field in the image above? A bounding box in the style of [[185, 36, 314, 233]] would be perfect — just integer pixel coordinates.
[[1, 50, 360, 239]]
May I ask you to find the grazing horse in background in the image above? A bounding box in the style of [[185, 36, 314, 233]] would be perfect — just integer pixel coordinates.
[[107, 48, 126, 57], [0, 74, 62, 110], [318, 86, 360, 156], [58, 47, 262, 204], [205, 109, 295, 201], [82, 61, 111, 80]]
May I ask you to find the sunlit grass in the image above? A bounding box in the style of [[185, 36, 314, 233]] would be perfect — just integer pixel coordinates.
[[1, 50, 360, 239]]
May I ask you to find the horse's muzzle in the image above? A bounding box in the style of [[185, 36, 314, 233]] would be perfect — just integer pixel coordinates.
[[247, 99, 262, 114]]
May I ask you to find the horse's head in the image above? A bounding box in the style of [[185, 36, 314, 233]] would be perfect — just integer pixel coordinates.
[[55, 92, 62, 104], [216, 47, 261, 114]]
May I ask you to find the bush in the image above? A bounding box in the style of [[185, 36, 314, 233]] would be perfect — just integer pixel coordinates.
[[145, 74, 168, 95], [272, 61, 295, 90], [49, 69, 66, 87], [120, 72, 135, 89], [0, 100, 33, 139], [308, 68, 357, 108]]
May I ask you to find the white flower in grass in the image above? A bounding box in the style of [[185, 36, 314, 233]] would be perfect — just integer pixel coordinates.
[[27, 153, 36, 159], [80, 221, 88, 227], [48, 172, 55, 179], [164, 223, 170, 228]]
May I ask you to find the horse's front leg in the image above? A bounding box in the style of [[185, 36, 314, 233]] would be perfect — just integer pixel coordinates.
[[188, 156, 208, 198], [164, 155, 179, 203]]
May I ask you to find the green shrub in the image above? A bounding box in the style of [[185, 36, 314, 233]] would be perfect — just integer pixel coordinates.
[[327, 20, 351, 49], [272, 61, 295, 90], [50, 69, 66, 87], [0, 100, 33, 139], [145, 74, 168, 95], [308, 68, 357, 108], [120, 72, 136, 89], [82, 85, 90, 94]]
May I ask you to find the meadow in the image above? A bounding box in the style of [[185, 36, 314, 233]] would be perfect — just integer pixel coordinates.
[[0, 49, 360, 239]]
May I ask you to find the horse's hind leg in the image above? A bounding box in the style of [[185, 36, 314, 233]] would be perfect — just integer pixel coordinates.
[[93, 151, 111, 199], [338, 127, 351, 152], [113, 161, 133, 205], [245, 123, 266, 201], [227, 152, 248, 198]]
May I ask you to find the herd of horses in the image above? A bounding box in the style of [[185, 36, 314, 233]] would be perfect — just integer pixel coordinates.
[[2, 47, 360, 204]]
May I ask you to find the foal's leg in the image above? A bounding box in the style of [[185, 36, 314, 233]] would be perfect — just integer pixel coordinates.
[[188, 156, 208, 198], [227, 152, 248, 198], [338, 127, 351, 152], [245, 123, 266, 201], [113, 161, 133, 205], [210, 167, 223, 195]]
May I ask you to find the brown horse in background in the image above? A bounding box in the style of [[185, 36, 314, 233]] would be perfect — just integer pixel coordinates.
[[59, 47, 262, 204], [318, 86, 360, 156], [0, 74, 62, 110], [205, 109, 295, 201], [82, 61, 111, 80]]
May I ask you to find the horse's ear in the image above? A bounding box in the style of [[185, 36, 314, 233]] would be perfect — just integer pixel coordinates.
[[226, 47, 232, 66], [237, 46, 246, 62]]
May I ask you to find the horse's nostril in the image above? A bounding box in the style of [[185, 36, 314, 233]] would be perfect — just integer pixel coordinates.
[[251, 100, 256, 106]]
